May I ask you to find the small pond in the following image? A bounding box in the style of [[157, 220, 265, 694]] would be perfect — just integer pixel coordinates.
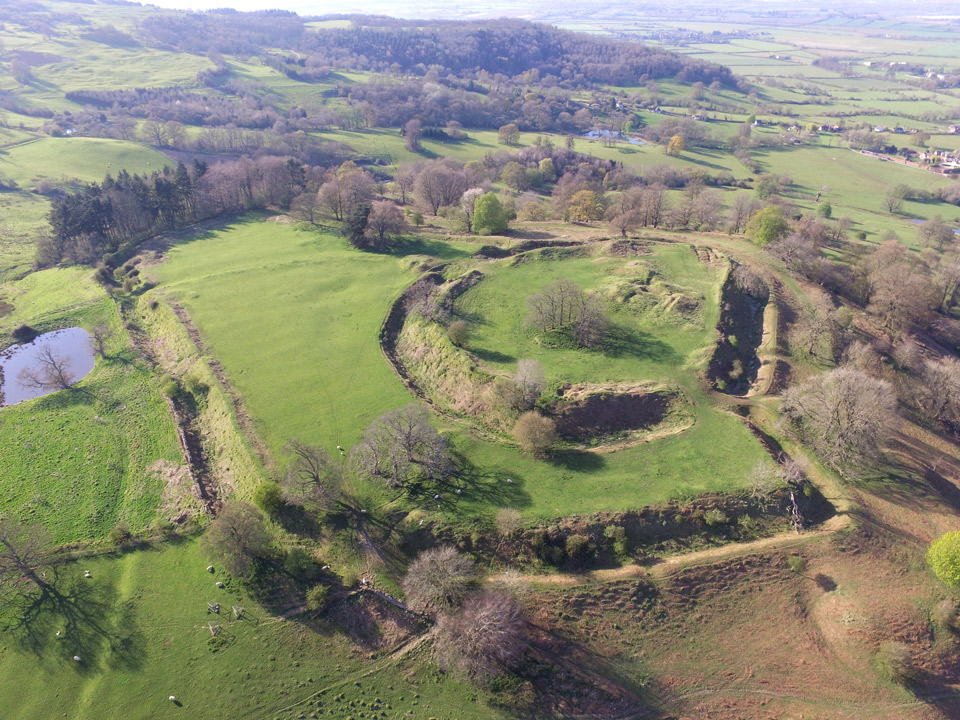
[[583, 129, 647, 145], [0, 327, 95, 406]]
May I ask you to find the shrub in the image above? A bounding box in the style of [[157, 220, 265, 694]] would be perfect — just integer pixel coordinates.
[[565, 533, 593, 562], [306, 583, 330, 612], [108, 522, 133, 546], [184, 375, 210, 397], [603, 525, 630, 558], [495, 508, 522, 538], [254, 481, 285, 516], [702, 508, 729, 526], [513, 411, 557, 455], [786, 555, 808, 574], [933, 600, 959, 632], [447, 320, 468, 347], [928, 531, 960, 588], [411, 210, 424, 226], [875, 641, 915, 685], [283, 547, 319, 581], [162, 378, 183, 400]]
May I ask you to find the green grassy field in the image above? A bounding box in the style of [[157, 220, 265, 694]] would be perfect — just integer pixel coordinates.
[[0, 137, 171, 188], [0, 539, 503, 720], [0, 269, 182, 543], [152, 218, 767, 521]]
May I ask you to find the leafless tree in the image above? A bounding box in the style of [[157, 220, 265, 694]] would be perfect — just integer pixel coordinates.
[[434, 590, 528, 684], [884, 193, 904, 214], [920, 358, 960, 428], [790, 290, 842, 360], [526, 279, 583, 333], [364, 201, 406, 249], [291, 192, 321, 225], [919, 215, 955, 252], [90, 323, 113, 360], [141, 118, 168, 146], [281, 440, 343, 510], [526, 279, 608, 348], [514, 359, 545, 410], [867, 262, 934, 337], [639, 182, 669, 228], [414, 163, 468, 215], [609, 209, 642, 238], [781, 366, 897, 471], [728, 194, 760, 234], [200, 503, 274, 578], [404, 118, 422, 152], [573, 293, 609, 349], [401, 546, 476, 615], [352, 404, 453, 489], [395, 164, 418, 205], [17, 345, 75, 392]]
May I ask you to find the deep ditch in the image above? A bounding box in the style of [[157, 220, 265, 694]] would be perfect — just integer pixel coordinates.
[[117, 298, 219, 515], [708, 262, 770, 395]]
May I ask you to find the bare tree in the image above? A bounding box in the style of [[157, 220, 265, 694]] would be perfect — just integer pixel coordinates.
[[435, 590, 528, 684], [281, 440, 343, 510], [90, 323, 113, 360], [401, 546, 476, 615], [573, 293, 609, 349], [867, 263, 933, 337], [291, 192, 321, 225], [363, 201, 406, 249], [200, 503, 273, 578], [728, 194, 760, 234], [920, 358, 960, 428], [17, 345, 75, 392], [514, 359, 545, 410], [395, 164, 418, 205], [790, 291, 842, 360], [352, 404, 453, 489], [405, 118, 422, 152], [781, 366, 897, 472], [526, 279, 608, 348], [609, 209, 642, 238], [919, 215, 955, 252], [884, 193, 904, 214], [414, 163, 468, 215]]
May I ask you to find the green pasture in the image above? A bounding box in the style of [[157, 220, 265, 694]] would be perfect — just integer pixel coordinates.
[[0, 191, 49, 281], [0, 137, 171, 188], [0, 268, 181, 544], [153, 218, 765, 521], [0, 540, 503, 720]]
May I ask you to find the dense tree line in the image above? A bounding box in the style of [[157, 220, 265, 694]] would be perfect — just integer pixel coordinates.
[[300, 19, 737, 90], [40, 156, 314, 266]]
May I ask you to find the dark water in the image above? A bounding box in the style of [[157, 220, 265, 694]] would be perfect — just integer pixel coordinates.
[[0, 328, 95, 406]]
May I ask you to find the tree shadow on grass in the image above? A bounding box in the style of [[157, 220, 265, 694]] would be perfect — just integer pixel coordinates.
[[420, 450, 533, 518], [390, 236, 472, 261], [469, 346, 515, 364], [601, 323, 678, 364], [547, 448, 606, 473], [4, 568, 146, 674]]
